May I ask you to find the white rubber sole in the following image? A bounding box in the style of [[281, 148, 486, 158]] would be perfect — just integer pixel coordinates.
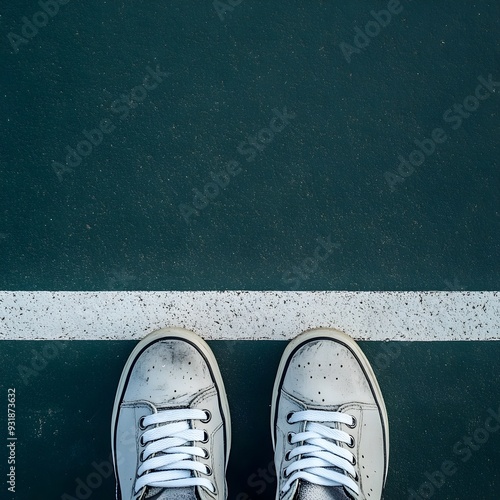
[[111, 327, 232, 471], [270, 328, 389, 478]]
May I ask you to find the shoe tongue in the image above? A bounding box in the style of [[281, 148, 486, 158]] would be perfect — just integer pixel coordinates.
[[145, 486, 196, 500], [296, 482, 355, 500]]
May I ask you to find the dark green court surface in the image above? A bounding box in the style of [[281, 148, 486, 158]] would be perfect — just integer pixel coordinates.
[[1, 1, 499, 499], [0, 341, 499, 499]]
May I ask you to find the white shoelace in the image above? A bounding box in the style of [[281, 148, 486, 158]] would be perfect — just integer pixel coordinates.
[[135, 408, 215, 494], [282, 410, 359, 495]]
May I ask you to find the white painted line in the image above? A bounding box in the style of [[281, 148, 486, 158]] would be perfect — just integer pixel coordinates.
[[0, 291, 498, 341]]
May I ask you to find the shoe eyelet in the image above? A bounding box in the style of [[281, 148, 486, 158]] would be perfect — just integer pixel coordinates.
[[200, 410, 212, 423], [285, 450, 291, 461], [140, 450, 145, 462], [286, 412, 294, 424], [205, 465, 212, 476], [140, 435, 146, 446], [347, 435, 355, 448], [284, 467, 291, 478], [351, 455, 356, 466], [201, 447, 210, 459], [139, 417, 147, 430], [200, 431, 209, 444], [347, 416, 357, 429], [287, 432, 293, 444]]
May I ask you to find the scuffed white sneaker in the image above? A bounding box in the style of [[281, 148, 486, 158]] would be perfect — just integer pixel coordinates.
[[271, 329, 389, 500], [111, 328, 231, 500]]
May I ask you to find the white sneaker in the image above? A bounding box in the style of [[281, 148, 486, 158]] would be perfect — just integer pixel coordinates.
[[111, 328, 231, 500], [271, 329, 389, 500]]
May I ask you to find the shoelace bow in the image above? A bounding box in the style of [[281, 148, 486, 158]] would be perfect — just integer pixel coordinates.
[[282, 409, 359, 495], [135, 408, 215, 494]]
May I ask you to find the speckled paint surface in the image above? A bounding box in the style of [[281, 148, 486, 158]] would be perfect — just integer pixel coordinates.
[[0, 291, 499, 341]]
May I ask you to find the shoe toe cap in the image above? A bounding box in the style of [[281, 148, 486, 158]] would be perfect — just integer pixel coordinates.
[[123, 339, 213, 406], [282, 339, 376, 407]]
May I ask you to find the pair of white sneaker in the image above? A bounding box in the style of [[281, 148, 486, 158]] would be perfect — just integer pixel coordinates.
[[111, 328, 389, 500]]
